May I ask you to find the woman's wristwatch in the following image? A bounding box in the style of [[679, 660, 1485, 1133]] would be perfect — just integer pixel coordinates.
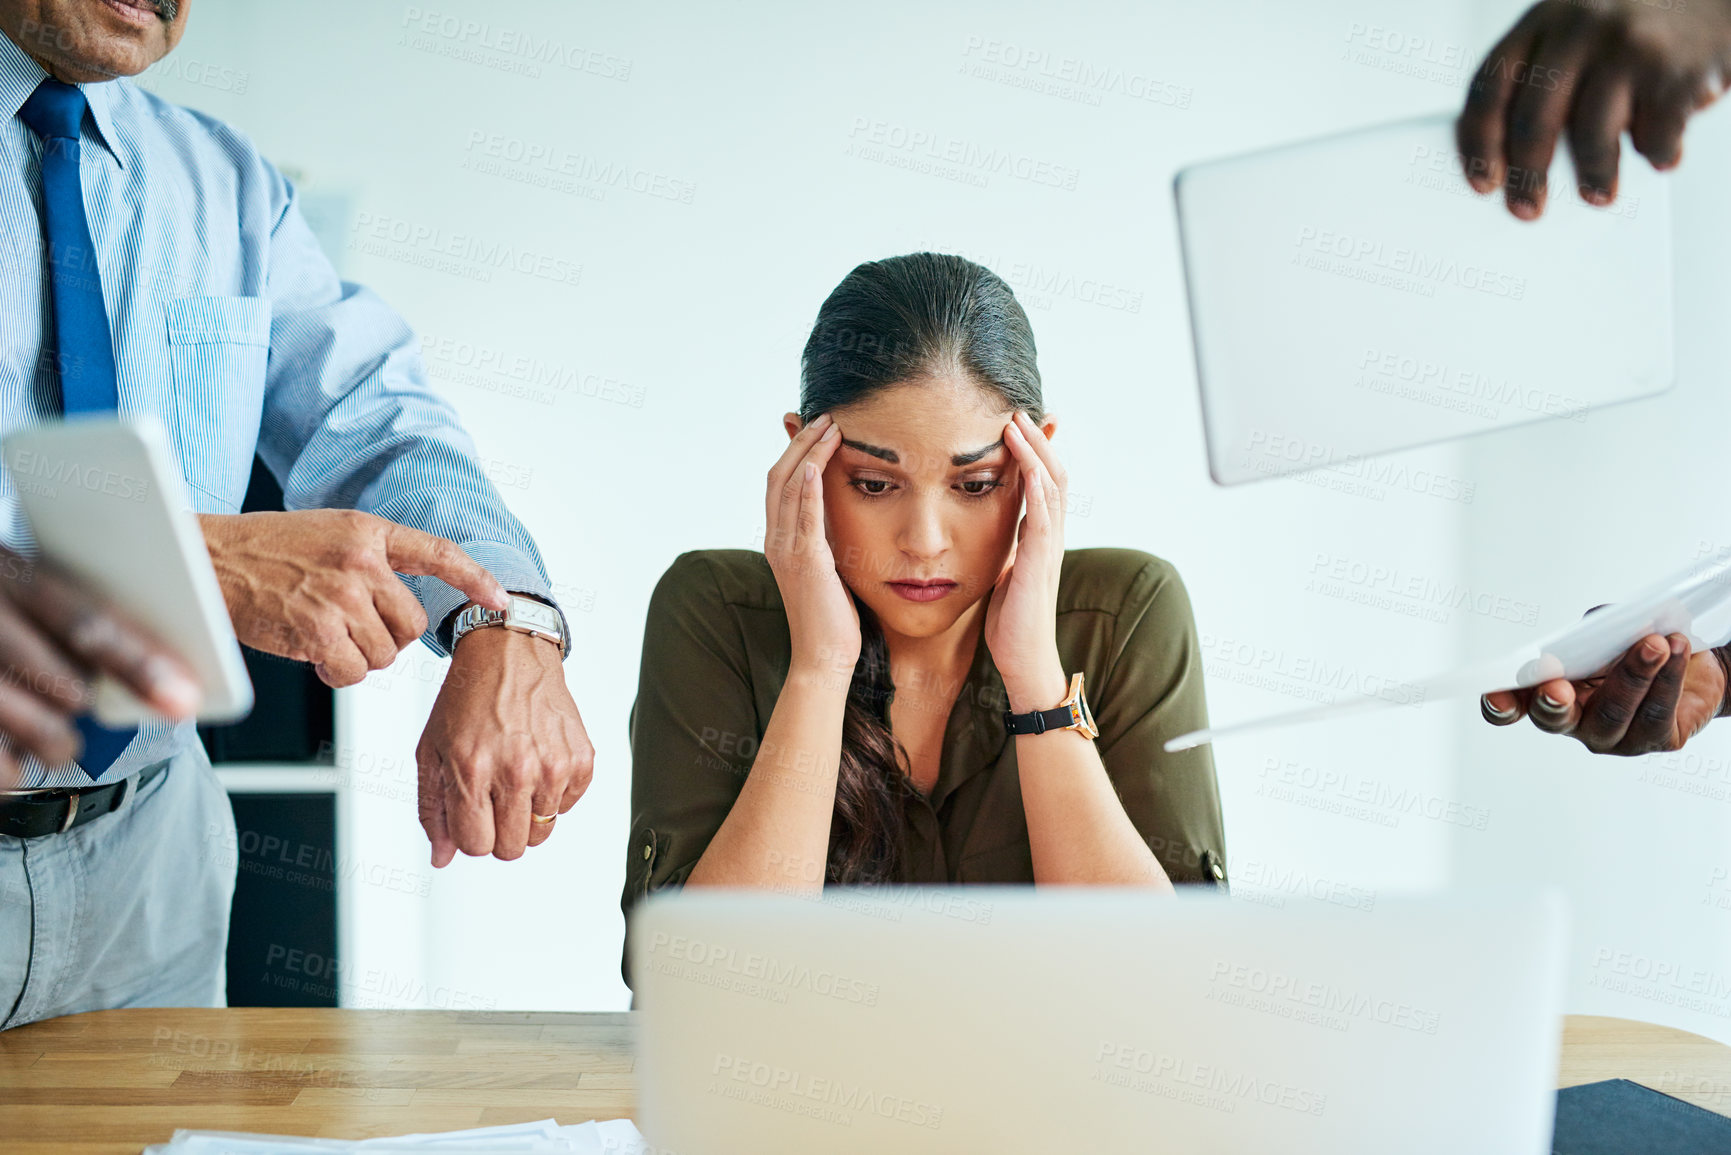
[[1004, 671, 1099, 739]]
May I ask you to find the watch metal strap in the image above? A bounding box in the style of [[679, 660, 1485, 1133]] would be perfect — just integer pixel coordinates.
[[453, 596, 568, 657]]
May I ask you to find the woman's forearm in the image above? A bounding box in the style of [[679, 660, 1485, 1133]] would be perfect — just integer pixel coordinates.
[[1008, 669, 1173, 889], [685, 665, 851, 892], [1016, 729, 1173, 888]]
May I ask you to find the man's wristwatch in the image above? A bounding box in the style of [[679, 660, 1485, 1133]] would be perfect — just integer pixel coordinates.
[[451, 594, 569, 658], [1004, 671, 1099, 739]]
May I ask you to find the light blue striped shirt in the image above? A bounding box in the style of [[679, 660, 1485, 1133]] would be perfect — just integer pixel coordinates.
[[0, 34, 561, 788]]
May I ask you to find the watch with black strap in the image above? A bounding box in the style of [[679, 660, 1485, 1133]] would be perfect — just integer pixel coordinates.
[[1004, 671, 1099, 739]]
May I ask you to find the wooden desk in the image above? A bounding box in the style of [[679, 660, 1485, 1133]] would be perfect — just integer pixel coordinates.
[[0, 1010, 634, 1155], [2, 1010, 1728, 1153]]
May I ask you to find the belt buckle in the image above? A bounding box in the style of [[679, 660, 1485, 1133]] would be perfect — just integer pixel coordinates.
[[55, 772, 135, 835], [57, 790, 81, 835]]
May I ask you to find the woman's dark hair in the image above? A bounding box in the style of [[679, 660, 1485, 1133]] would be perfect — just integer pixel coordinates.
[[797, 251, 1043, 884]]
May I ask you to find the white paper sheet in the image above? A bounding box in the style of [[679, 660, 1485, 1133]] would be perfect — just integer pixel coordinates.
[[142, 1118, 644, 1155]]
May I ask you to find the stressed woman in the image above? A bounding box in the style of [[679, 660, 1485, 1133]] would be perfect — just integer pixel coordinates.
[[620, 253, 1226, 980]]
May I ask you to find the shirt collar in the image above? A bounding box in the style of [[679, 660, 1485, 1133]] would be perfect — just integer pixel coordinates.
[[79, 74, 126, 169], [1, 29, 127, 170], [0, 24, 45, 120]]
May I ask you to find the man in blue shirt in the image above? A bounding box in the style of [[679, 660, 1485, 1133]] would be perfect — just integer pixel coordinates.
[[0, 0, 594, 1027]]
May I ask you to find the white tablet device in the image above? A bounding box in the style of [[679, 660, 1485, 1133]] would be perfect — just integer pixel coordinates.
[[1164, 544, 1731, 752], [1174, 112, 1674, 485], [1, 415, 254, 726]]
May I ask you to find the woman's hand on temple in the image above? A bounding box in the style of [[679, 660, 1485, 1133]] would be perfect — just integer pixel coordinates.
[[764, 412, 860, 682], [985, 410, 1069, 713]]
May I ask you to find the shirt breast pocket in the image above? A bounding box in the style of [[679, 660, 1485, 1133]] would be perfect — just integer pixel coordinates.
[[165, 296, 271, 511]]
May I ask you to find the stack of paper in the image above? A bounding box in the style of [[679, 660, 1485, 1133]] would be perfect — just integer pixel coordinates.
[[142, 1118, 645, 1155]]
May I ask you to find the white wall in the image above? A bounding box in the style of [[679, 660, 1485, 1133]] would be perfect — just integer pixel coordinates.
[[143, 0, 1541, 1015]]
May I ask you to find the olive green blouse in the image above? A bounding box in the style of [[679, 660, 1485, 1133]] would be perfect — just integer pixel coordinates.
[[619, 547, 1228, 983]]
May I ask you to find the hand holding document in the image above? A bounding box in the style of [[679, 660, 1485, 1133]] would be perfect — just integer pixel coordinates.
[[142, 1118, 645, 1155], [1165, 546, 1731, 752]]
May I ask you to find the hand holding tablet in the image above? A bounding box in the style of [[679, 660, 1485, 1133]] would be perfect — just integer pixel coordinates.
[[1, 416, 251, 738], [1166, 546, 1731, 755], [0, 539, 201, 782], [1480, 620, 1731, 758]]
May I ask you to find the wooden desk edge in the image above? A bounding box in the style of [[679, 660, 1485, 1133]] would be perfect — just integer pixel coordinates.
[[4, 1007, 1731, 1151]]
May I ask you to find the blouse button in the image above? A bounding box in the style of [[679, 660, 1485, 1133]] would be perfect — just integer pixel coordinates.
[[1202, 849, 1226, 884]]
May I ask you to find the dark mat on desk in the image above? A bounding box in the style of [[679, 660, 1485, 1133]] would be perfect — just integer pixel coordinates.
[[1553, 1078, 1731, 1153]]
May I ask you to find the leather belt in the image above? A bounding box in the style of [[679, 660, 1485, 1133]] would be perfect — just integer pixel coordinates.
[[0, 761, 170, 840]]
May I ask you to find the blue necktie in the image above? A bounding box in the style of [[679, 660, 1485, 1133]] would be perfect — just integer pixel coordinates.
[[19, 79, 136, 779]]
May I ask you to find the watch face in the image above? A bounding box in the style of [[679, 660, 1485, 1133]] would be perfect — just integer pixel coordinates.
[[507, 597, 563, 634]]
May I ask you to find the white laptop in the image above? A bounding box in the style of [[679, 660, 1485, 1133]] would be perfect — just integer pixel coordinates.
[[631, 888, 1568, 1154], [1174, 112, 1674, 485]]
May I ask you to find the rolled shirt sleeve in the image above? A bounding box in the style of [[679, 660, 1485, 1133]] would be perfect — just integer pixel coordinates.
[[254, 171, 560, 656]]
